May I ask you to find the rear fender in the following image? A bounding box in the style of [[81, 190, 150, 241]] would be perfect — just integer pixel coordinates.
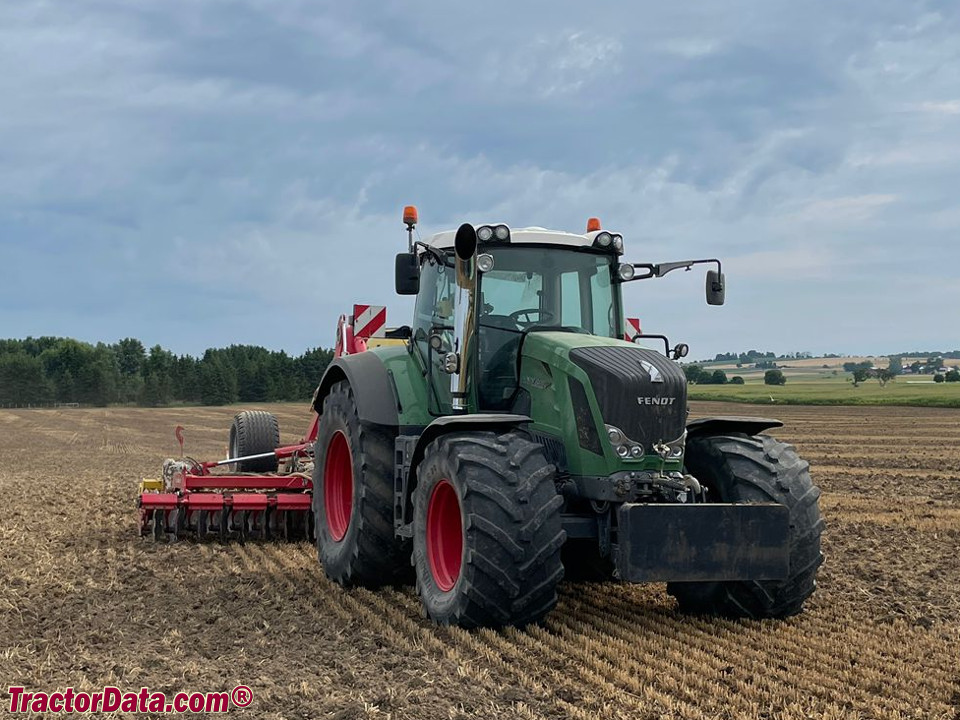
[[686, 416, 783, 438], [312, 354, 399, 427]]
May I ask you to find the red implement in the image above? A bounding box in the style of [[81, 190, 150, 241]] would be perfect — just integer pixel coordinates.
[[137, 303, 399, 542]]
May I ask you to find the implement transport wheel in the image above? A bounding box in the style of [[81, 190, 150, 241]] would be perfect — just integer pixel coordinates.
[[412, 431, 565, 628], [667, 433, 824, 619], [313, 381, 409, 586], [229, 410, 280, 472]]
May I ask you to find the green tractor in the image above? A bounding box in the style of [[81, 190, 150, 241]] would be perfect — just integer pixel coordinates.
[[311, 208, 823, 628]]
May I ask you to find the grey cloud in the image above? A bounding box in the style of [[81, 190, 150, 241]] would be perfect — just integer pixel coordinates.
[[1, 0, 958, 357]]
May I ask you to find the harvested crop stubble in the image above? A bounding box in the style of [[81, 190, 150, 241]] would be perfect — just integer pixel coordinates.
[[0, 401, 958, 719]]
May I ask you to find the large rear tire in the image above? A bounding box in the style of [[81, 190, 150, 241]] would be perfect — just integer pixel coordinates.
[[313, 381, 409, 586], [229, 410, 280, 472], [667, 433, 824, 618], [412, 431, 565, 628]]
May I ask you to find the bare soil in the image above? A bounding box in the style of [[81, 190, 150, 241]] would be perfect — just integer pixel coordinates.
[[1, 402, 958, 719]]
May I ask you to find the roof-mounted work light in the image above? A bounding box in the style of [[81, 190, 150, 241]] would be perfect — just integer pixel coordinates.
[[476, 224, 510, 243], [592, 230, 623, 254]]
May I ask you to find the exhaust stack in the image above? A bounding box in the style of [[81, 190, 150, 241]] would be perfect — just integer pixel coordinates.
[[451, 223, 478, 413]]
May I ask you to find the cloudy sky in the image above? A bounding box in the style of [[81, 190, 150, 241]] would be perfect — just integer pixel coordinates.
[[2, 0, 958, 359]]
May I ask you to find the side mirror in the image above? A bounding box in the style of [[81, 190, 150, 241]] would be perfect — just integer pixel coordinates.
[[395, 253, 420, 295], [706, 270, 725, 306]]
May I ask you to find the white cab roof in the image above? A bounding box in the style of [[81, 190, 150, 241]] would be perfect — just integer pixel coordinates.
[[423, 226, 596, 250]]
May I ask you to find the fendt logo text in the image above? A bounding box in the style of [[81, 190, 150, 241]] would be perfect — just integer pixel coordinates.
[[637, 396, 676, 405]]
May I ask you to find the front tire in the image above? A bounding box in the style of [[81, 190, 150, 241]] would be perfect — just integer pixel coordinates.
[[412, 431, 565, 628], [667, 433, 824, 618], [313, 381, 409, 587]]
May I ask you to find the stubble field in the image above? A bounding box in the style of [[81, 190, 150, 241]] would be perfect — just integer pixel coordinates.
[[1, 402, 958, 719]]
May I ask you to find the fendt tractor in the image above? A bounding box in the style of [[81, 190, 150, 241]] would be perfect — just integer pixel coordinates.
[[139, 207, 824, 628]]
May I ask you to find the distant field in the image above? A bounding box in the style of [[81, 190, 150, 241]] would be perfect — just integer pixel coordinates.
[[702, 356, 885, 371], [689, 376, 960, 407], [687, 355, 960, 407]]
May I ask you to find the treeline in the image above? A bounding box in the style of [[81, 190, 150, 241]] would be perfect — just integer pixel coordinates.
[[712, 350, 777, 363], [895, 350, 960, 359], [711, 350, 960, 364], [0, 337, 334, 407]]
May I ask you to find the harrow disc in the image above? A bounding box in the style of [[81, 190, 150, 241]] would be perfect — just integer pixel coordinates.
[[139, 497, 314, 543]]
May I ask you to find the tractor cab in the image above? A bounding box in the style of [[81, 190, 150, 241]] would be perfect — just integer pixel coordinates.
[[409, 227, 627, 413]]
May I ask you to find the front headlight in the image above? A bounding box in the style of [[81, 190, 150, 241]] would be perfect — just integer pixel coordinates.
[[667, 432, 686, 459], [607, 424, 646, 461]]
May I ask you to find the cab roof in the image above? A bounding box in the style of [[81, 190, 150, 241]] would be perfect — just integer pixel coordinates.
[[423, 226, 596, 250]]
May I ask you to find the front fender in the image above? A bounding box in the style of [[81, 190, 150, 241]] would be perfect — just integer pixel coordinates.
[[686, 416, 783, 438], [409, 414, 533, 481]]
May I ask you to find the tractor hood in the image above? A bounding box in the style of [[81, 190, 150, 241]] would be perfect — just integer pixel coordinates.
[[520, 332, 687, 469]]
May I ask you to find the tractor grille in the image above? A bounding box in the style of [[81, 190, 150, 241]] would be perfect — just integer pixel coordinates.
[[570, 346, 687, 447]]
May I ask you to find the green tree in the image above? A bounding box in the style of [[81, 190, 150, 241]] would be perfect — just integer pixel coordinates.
[[76, 345, 118, 406], [683, 365, 703, 384], [297, 347, 334, 397], [0, 353, 53, 405], [764, 369, 786, 386], [944, 369, 960, 382], [200, 356, 238, 405], [171, 355, 201, 402], [40, 339, 88, 402], [887, 357, 903, 376], [114, 338, 146, 403], [934, 373, 945, 383], [141, 371, 171, 407], [851, 367, 870, 386], [114, 338, 145, 376], [730, 376, 745, 385]]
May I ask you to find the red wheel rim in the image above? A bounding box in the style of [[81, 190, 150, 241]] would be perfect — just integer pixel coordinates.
[[323, 431, 353, 541], [426, 479, 463, 592]]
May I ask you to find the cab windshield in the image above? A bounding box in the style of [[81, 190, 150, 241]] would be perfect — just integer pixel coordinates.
[[476, 245, 620, 409]]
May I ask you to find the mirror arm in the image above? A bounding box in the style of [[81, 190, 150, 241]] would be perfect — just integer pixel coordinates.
[[622, 258, 722, 282], [414, 241, 454, 268], [653, 258, 722, 278]]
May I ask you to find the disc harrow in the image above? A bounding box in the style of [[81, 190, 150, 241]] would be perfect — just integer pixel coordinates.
[[136, 304, 408, 544], [138, 420, 317, 543]]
